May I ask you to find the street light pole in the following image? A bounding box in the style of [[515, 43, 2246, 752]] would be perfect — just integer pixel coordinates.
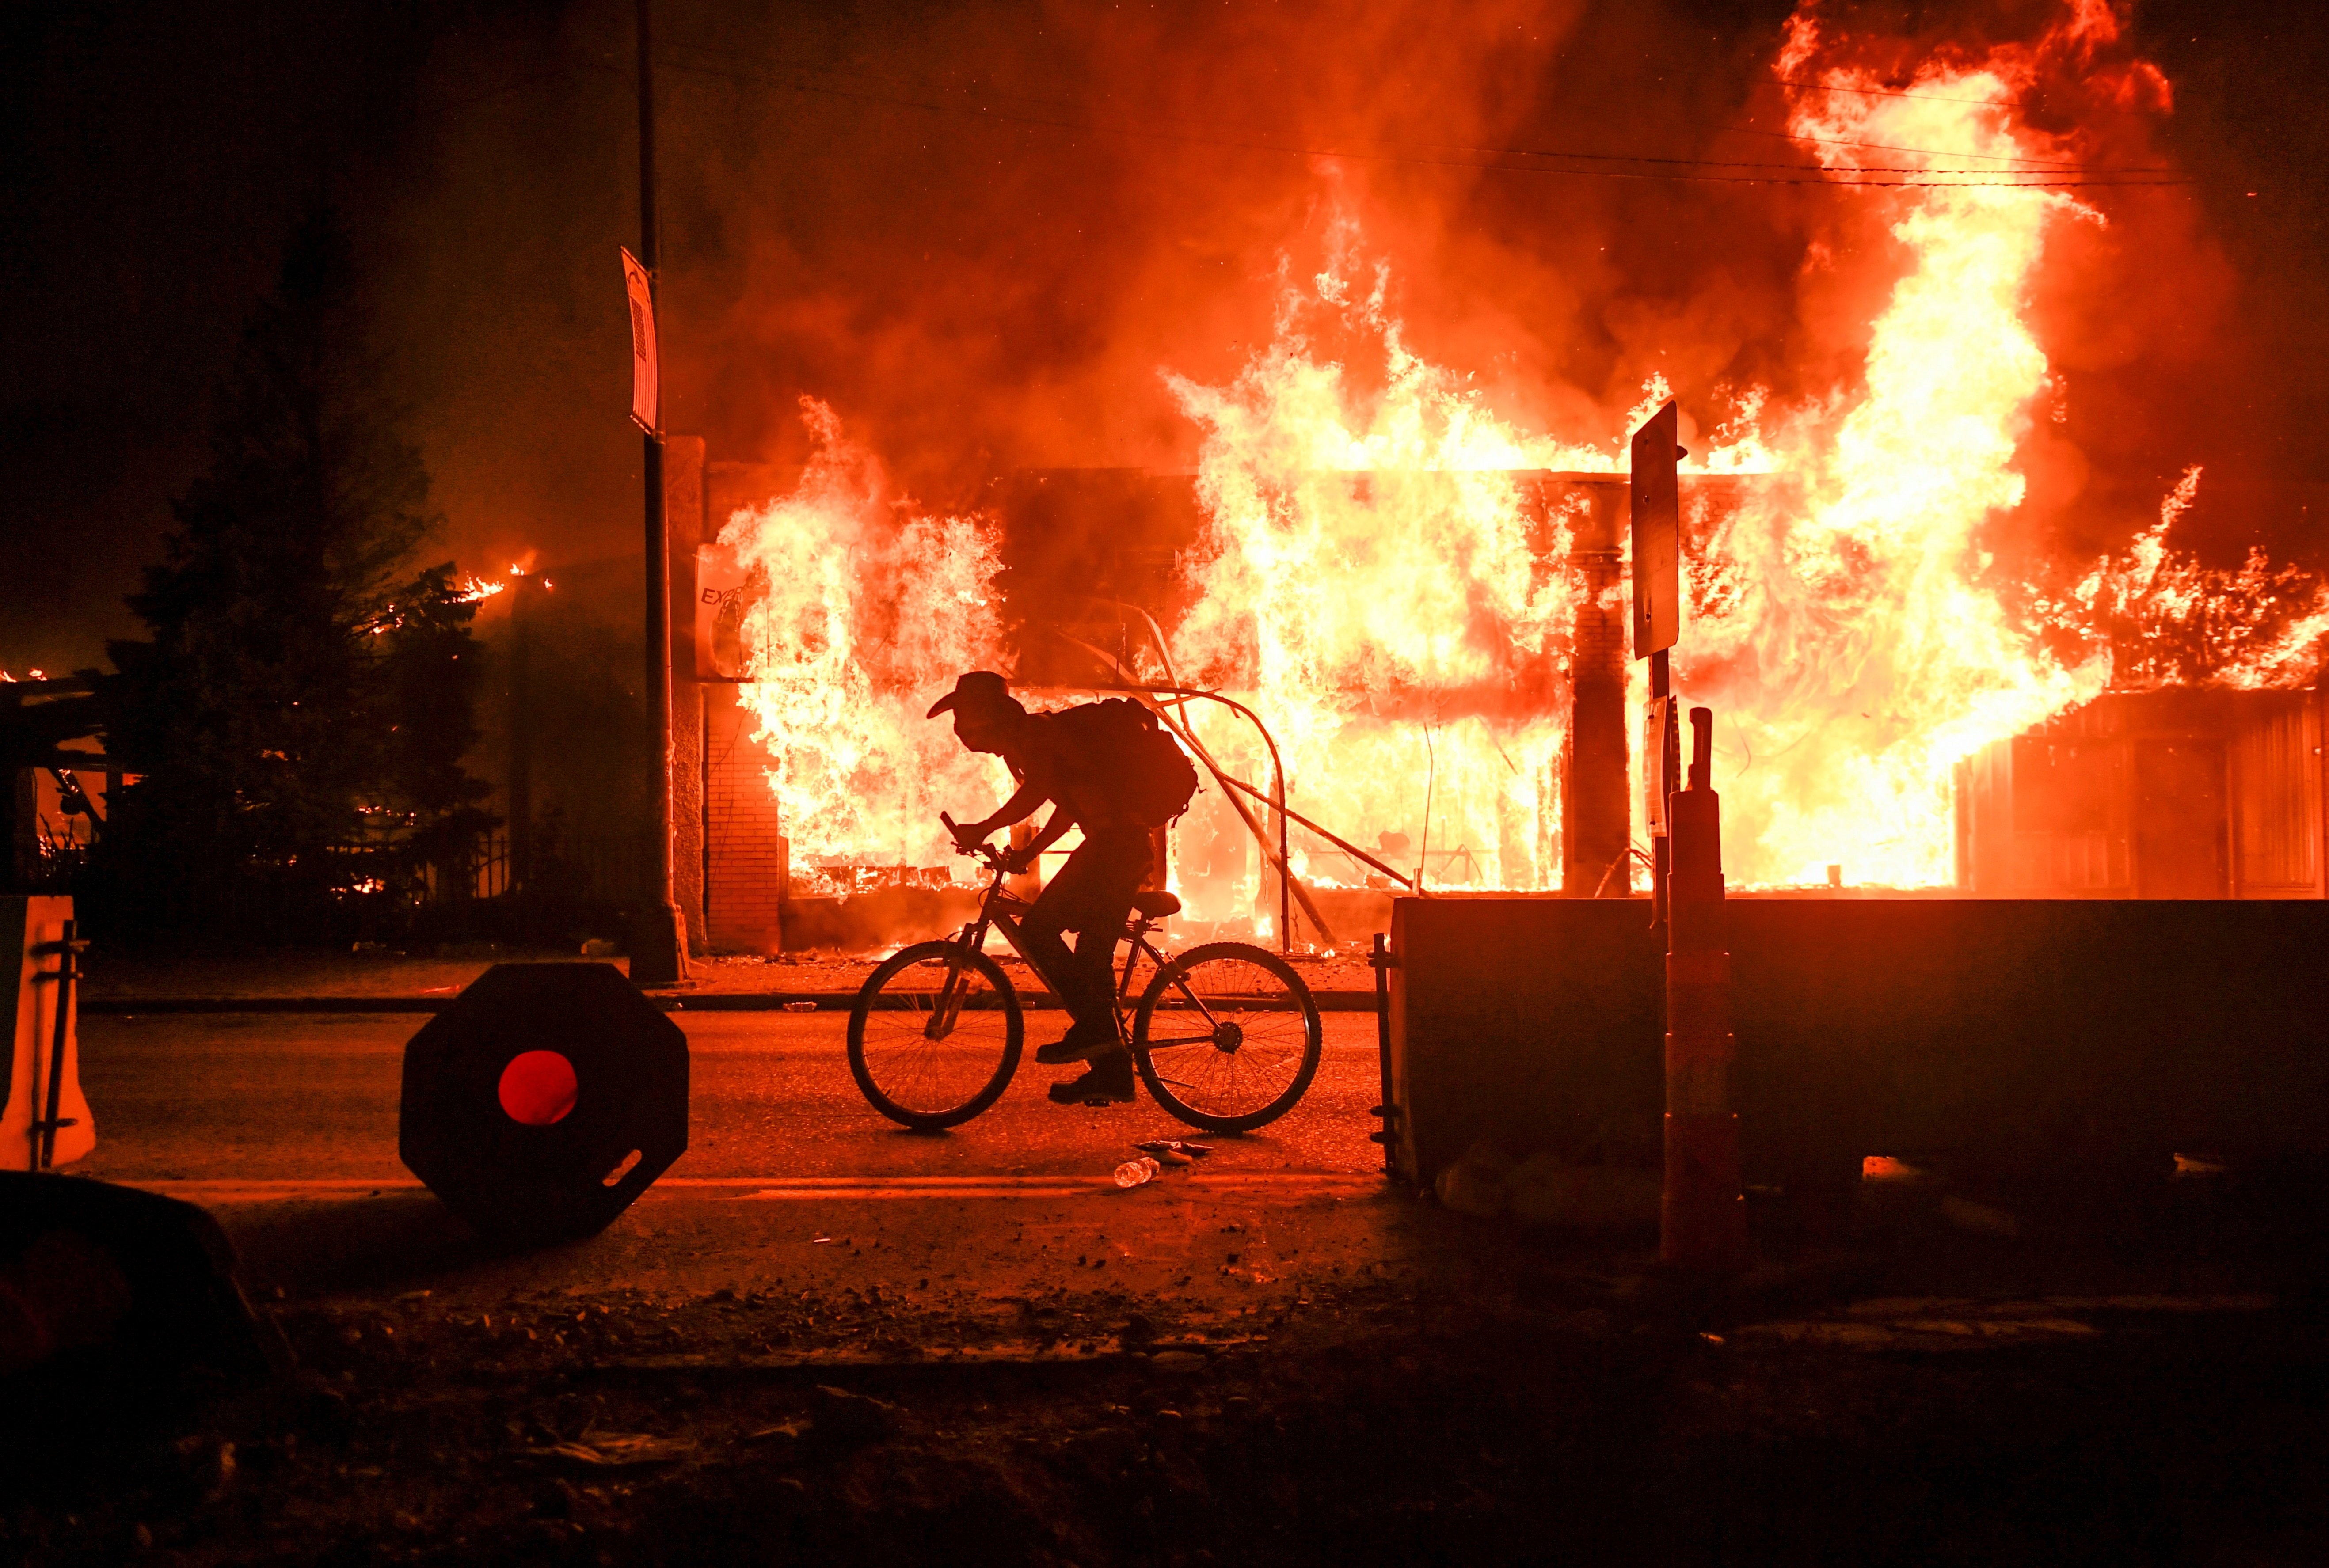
[[629, 0, 688, 984]]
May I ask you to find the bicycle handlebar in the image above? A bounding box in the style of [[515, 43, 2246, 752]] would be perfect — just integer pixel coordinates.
[[940, 812, 1008, 872]]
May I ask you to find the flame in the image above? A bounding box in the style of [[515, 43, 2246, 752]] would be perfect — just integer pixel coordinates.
[[1158, 226, 1616, 905], [2035, 465, 2329, 691], [723, 399, 1007, 884], [1665, 8, 2127, 887], [1669, 2, 2312, 886], [709, 0, 2320, 912]]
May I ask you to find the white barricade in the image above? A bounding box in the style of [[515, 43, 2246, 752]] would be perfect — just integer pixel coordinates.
[[1, 896, 94, 1169]]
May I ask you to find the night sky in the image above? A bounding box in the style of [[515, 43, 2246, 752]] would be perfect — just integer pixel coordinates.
[[5, 0, 2325, 676]]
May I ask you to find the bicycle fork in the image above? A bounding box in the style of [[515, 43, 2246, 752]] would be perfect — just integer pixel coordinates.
[[924, 912, 1005, 1041]]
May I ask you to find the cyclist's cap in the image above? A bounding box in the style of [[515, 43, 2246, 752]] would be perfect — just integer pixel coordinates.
[[925, 670, 1013, 720]]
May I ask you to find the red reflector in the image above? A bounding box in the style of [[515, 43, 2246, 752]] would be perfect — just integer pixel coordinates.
[[498, 1050, 578, 1126]]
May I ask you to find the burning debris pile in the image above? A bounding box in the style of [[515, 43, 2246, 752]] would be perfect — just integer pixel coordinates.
[[707, 0, 2326, 916]]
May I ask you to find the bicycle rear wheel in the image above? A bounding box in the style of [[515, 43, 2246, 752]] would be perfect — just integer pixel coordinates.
[[1131, 942, 1322, 1133], [848, 942, 1023, 1130]]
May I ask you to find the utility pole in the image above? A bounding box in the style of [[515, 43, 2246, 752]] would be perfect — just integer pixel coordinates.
[[629, 0, 688, 985]]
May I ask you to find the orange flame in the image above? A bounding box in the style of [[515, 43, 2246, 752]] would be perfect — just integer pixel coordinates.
[[2024, 465, 2329, 692], [711, 0, 2320, 909], [723, 399, 1006, 885], [1160, 220, 1617, 904], [1669, 9, 2125, 886]]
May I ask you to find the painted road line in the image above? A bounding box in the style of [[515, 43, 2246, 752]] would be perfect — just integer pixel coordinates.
[[732, 1174, 1384, 1200], [118, 1173, 1387, 1203], [81, 991, 1384, 1015]]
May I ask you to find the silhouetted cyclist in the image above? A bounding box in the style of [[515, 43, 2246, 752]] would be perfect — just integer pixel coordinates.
[[929, 670, 1193, 1106]]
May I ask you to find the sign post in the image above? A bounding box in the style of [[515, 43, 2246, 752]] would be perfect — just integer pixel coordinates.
[[1630, 402, 1682, 926], [626, 0, 689, 986], [1629, 402, 1747, 1273]]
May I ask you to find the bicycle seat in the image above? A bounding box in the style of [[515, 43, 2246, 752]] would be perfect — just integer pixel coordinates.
[[1129, 890, 1183, 919]]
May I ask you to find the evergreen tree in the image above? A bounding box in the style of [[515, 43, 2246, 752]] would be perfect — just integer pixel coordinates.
[[103, 199, 492, 939]]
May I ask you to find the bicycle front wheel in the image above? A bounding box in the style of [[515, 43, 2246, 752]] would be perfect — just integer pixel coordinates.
[[848, 942, 1023, 1130], [1131, 942, 1322, 1133]]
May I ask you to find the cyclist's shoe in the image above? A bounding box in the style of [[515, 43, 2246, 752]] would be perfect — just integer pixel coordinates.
[[1034, 1020, 1120, 1066], [1047, 1054, 1136, 1106]]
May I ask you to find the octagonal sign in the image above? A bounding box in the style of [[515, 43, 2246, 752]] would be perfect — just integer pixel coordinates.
[[400, 964, 688, 1243]]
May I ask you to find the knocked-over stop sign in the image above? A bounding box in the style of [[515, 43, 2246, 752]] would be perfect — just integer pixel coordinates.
[[1630, 399, 1681, 658]]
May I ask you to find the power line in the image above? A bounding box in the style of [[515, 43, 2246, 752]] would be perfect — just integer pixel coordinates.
[[1711, 121, 2159, 172], [661, 46, 2194, 190], [662, 38, 2174, 177]]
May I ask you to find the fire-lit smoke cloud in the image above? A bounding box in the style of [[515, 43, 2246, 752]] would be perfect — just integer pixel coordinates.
[[1674, 1, 2143, 885]]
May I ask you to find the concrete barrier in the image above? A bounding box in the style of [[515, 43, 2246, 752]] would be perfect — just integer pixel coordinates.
[[1387, 896, 2329, 1197]]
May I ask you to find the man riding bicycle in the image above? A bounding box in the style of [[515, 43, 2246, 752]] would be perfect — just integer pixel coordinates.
[[927, 670, 1189, 1107]]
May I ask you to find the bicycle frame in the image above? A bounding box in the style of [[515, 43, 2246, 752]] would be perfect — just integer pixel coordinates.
[[922, 852, 1234, 1055]]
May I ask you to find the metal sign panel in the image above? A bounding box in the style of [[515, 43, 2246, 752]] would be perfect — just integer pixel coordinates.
[[1630, 400, 1680, 658], [622, 247, 658, 435], [693, 543, 756, 682]]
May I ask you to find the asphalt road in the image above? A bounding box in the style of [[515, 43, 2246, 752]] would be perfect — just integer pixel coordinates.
[[72, 1012, 1387, 1186], [63, 1010, 1410, 1321]]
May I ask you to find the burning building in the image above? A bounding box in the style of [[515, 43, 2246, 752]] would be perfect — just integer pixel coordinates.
[[526, 1, 2329, 955]]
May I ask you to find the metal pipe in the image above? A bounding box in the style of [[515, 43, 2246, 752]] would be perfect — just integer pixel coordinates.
[[631, 0, 687, 982], [1650, 647, 1672, 930], [1047, 638, 1327, 949], [1213, 773, 1414, 888], [1369, 931, 1398, 1176], [1142, 698, 1323, 948], [1132, 691, 1322, 949], [1661, 705, 1746, 1271]]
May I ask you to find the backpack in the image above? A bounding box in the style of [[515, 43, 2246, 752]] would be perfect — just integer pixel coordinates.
[[1047, 699, 1200, 829]]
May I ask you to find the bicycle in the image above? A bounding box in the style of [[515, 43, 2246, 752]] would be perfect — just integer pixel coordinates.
[[846, 813, 1324, 1134]]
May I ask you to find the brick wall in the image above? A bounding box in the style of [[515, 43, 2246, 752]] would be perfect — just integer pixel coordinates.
[[696, 456, 790, 953], [704, 687, 788, 953], [665, 437, 708, 952]]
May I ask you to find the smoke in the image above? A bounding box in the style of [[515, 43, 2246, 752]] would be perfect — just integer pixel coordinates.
[[9, 0, 2322, 673], [631, 0, 2272, 572], [658, 0, 1800, 496]]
